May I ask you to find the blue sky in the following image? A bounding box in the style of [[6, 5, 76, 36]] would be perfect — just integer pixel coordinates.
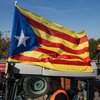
[[0, 0, 100, 39]]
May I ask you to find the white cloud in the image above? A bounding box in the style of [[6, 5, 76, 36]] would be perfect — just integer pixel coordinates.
[[35, 6, 95, 14], [35, 6, 62, 13], [66, 8, 95, 13]]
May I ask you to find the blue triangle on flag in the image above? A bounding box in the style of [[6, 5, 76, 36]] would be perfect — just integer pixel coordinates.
[[9, 7, 39, 56]]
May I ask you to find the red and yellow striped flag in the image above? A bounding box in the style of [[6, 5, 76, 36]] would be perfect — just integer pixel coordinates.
[[8, 6, 93, 72]]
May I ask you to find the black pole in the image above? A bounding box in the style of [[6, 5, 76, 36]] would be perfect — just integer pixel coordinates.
[[5, 75, 9, 100], [88, 79, 94, 100], [70, 79, 78, 100]]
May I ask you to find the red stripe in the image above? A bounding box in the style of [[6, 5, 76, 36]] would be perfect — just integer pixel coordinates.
[[57, 54, 90, 62], [0, 65, 6, 68], [0, 70, 5, 73], [35, 47, 90, 62], [35, 47, 59, 58], [9, 54, 91, 66], [36, 36, 89, 54], [24, 15, 87, 44]]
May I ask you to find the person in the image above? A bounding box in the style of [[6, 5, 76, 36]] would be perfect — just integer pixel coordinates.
[[46, 77, 69, 100]]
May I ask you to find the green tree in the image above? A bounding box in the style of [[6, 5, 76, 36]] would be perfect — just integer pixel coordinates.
[[97, 38, 100, 43], [0, 31, 2, 59], [0, 31, 10, 59], [88, 38, 100, 60], [88, 38, 97, 59]]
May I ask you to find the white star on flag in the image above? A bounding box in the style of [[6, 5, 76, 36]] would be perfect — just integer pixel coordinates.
[[14, 30, 30, 47]]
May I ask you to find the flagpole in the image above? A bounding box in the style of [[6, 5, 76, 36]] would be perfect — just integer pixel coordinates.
[[15, 0, 18, 6]]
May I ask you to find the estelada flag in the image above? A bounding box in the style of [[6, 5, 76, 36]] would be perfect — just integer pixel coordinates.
[[8, 6, 93, 72]]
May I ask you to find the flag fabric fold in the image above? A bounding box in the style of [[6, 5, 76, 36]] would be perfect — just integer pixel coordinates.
[[8, 6, 93, 72]]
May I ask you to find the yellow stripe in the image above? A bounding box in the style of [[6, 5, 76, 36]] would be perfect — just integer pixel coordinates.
[[16, 6, 86, 38], [8, 58, 93, 72], [21, 51, 84, 62], [32, 26, 89, 50], [38, 45, 90, 59], [17, 47, 89, 60], [21, 51, 52, 59]]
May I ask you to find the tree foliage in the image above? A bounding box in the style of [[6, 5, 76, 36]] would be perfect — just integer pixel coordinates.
[[88, 38, 100, 60], [0, 31, 10, 59]]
